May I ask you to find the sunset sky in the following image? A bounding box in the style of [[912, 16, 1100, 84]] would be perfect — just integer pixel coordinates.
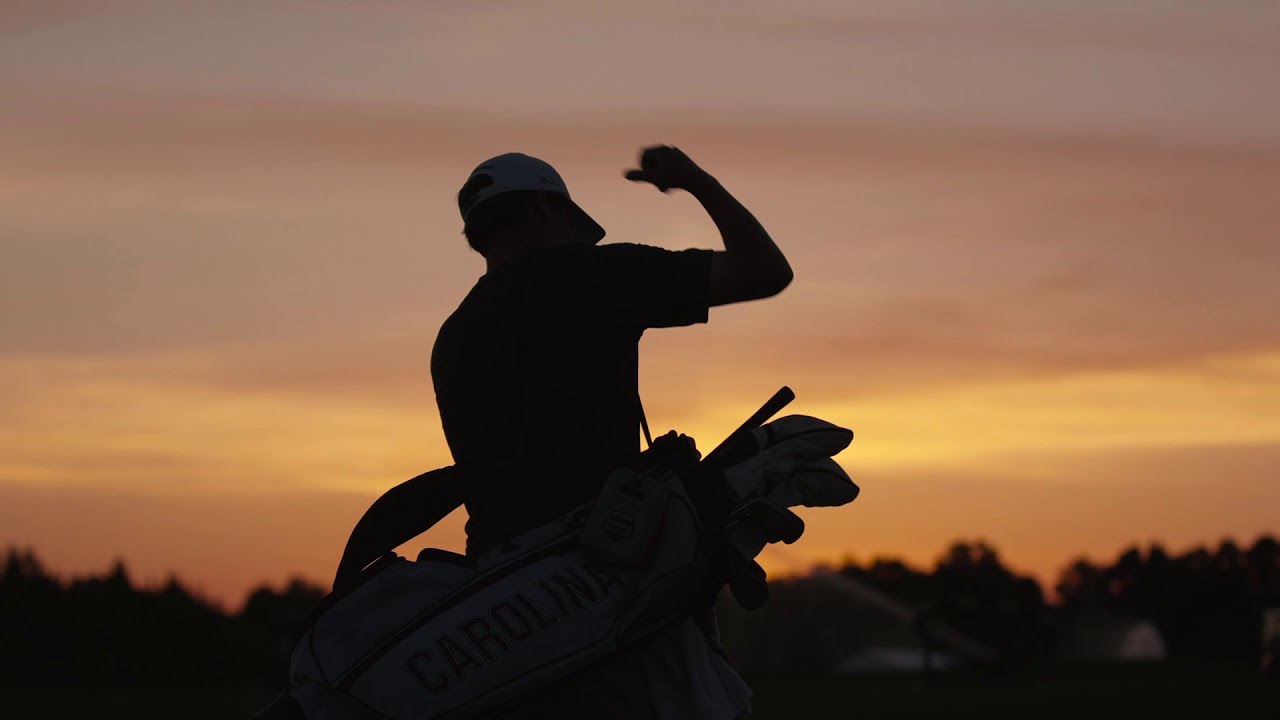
[[2, 0, 1278, 609]]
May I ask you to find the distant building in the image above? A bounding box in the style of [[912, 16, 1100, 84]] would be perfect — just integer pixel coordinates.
[[1263, 608, 1280, 680], [835, 646, 960, 675], [717, 569, 995, 675], [1057, 606, 1166, 663]]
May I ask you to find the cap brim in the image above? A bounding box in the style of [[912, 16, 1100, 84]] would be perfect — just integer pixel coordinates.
[[567, 200, 606, 245]]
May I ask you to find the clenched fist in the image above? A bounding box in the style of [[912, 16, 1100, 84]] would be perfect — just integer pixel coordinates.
[[623, 145, 716, 194]]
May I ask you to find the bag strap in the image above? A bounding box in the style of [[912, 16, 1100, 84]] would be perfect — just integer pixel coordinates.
[[333, 466, 465, 590], [638, 392, 653, 449]]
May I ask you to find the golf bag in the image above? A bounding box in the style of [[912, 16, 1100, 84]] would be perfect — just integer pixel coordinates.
[[258, 388, 857, 719]]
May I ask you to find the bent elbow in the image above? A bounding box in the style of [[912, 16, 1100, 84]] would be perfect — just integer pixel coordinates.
[[764, 263, 793, 298], [778, 264, 794, 293], [743, 262, 792, 301]]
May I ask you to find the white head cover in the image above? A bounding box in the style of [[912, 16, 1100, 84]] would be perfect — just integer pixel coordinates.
[[460, 152, 606, 245]]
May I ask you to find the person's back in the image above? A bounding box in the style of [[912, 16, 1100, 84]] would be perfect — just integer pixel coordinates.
[[432, 148, 792, 718], [434, 240, 720, 553]]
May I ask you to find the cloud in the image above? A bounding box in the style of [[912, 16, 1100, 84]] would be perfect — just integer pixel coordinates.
[[3, 0, 1278, 145], [4, 94, 1277, 368], [0, 1, 158, 38], [0, 349, 453, 495]]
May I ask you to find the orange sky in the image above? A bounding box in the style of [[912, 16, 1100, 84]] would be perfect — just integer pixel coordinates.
[[2, 1, 1279, 609]]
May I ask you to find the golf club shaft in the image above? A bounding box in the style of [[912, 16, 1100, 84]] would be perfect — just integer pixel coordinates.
[[703, 386, 795, 467]]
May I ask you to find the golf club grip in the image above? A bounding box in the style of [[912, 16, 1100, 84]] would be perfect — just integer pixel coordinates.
[[704, 386, 795, 467]]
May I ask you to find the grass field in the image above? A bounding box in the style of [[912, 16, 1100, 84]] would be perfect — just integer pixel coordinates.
[[4, 664, 1277, 719]]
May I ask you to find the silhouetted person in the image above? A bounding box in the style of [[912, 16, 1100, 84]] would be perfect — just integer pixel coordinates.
[[430, 147, 791, 718]]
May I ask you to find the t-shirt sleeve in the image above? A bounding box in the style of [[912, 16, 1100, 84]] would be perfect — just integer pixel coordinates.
[[566, 243, 715, 329]]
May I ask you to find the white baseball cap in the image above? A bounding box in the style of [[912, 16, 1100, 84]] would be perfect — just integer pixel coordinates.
[[459, 153, 606, 245]]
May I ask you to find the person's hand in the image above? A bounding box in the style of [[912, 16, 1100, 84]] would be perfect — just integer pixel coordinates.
[[623, 145, 715, 194]]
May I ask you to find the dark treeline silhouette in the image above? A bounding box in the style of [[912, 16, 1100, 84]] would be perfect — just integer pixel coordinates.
[[3, 537, 1277, 687], [1056, 536, 1280, 661], [717, 536, 1280, 675], [841, 540, 1052, 666], [717, 540, 1050, 674], [0, 548, 324, 688]]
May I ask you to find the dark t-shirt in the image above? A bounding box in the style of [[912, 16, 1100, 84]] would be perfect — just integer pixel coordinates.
[[431, 242, 714, 554]]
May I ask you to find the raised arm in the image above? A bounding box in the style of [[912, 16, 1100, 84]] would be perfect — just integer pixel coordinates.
[[625, 145, 792, 306]]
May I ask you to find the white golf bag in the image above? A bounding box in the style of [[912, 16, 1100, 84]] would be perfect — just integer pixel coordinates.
[[259, 388, 857, 719]]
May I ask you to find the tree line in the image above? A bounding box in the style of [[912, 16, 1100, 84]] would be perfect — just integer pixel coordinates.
[[2, 535, 1277, 687], [0, 548, 323, 688], [717, 536, 1280, 673]]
